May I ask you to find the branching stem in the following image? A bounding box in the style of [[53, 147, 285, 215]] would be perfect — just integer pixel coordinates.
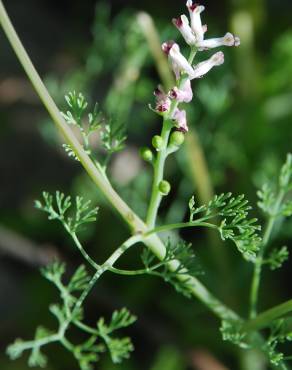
[[244, 299, 292, 332]]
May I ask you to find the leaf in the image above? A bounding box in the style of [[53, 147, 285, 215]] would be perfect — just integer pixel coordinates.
[[63, 143, 80, 161], [107, 337, 134, 363], [281, 200, 292, 217], [189, 193, 261, 261], [68, 265, 91, 293], [108, 308, 137, 332], [6, 339, 25, 360], [141, 240, 202, 298], [41, 261, 66, 284], [257, 183, 276, 216], [35, 191, 98, 234], [100, 118, 127, 154], [267, 246, 289, 270], [279, 153, 292, 190], [96, 308, 136, 363], [62, 91, 88, 127], [220, 320, 248, 349]]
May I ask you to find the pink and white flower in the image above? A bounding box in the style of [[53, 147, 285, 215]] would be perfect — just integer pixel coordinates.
[[162, 42, 194, 79], [153, 85, 171, 113], [186, 1, 205, 43], [184, 1, 240, 50], [172, 15, 196, 46], [173, 109, 188, 132], [170, 79, 193, 103], [191, 51, 224, 79], [196, 32, 241, 50]]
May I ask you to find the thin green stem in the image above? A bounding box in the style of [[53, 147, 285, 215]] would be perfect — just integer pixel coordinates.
[[71, 235, 141, 318], [146, 119, 173, 228], [244, 299, 292, 332], [9, 334, 61, 353], [109, 260, 166, 276], [74, 320, 97, 335], [70, 231, 100, 270], [145, 221, 218, 236], [249, 190, 285, 319]]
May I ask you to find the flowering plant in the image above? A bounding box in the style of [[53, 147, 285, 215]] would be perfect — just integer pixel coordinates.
[[0, 1, 292, 369]]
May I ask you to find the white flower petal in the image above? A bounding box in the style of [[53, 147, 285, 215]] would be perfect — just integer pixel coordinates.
[[169, 44, 195, 78], [191, 51, 224, 79], [197, 32, 241, 49], [172, 15, 196, 46], [186, 0, 205, 42]]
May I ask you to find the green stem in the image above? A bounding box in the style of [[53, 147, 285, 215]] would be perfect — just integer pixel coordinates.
[[244, 299, 292, 332], [249, 190, 285, 319], [145, 221, 218, 236], [9, 334, 61, 353], [146, 119, 173, 228], [71, 235, 141, 317], [70, 231, 100, 270]]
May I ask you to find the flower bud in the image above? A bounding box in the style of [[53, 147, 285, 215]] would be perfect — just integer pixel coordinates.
[[159, 180, 171, 195], [152, 135, 164, 150], [140, 147, 153, 162], [170, 131, 185, 147]]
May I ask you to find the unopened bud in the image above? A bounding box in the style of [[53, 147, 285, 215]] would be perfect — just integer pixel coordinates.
[[170, 131, 185, 147], [152, 135, 164, 150], [159, 180, 171, 195], [140, 147, 153, 162]]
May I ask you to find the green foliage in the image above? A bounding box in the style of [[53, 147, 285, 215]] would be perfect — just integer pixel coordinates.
[[220, 320, 248, 349], [61, 91, 127, 167], [7, 262, 136, 369], [257, 183, 276, 216], [141, 240, 201, 298], [61, 91, 101, 133], [262, 319, 292, 368], [100, 118, 127, 154], [279, 154, 292, 190], [258, 154, 292, 218], [189, 193, 261, 261], [266, 246, 289, 270], [35, 191, 98, 234], [97, 308, 137, 363]]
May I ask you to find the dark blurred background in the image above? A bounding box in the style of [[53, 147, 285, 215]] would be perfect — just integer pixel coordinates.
[[1, 0, 292, 369]]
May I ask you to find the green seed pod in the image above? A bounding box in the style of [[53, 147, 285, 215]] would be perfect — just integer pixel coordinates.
[[152, 135, 164, 150], [159, 180, 171, 195], [140, 147, 153, 162], [170, 131, 185, 147]]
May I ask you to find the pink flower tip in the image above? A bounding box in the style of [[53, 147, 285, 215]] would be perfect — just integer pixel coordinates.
[[162, 40, 175, 55], [172, 16, 183, 28]]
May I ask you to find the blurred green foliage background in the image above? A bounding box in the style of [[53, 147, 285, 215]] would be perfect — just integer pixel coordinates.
[[0, 0, 292, 369]]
